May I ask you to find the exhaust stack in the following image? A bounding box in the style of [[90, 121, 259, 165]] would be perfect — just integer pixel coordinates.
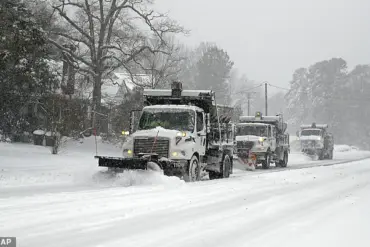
[[171, 81, 182, 97]]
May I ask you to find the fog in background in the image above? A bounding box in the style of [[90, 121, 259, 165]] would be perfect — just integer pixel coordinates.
[[155, 0, 370, 91]]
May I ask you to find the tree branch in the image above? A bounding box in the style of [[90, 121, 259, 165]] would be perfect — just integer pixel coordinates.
[[52, 2, 93, 43], [51, 31, 90, 47], [48, 38, 95, 69], [84, 0, 97, 63]]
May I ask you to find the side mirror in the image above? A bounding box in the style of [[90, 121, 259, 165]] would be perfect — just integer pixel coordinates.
[[206, 113, 210, 133], [130, 109, 141, 133]]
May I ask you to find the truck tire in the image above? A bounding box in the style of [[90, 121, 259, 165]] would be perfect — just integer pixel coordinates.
[[262, 152, 271, 169], [221, 154, 232, 178], [318, 150, 324, 160], [209, 154, 232, 180], [183, 155, 200, 182], [208, 171, 218, 180], [279, 151, 288, 168], [329, 149, 334, 160]]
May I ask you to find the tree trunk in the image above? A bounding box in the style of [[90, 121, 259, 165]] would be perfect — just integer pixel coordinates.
[[92, 74, 102, 134]]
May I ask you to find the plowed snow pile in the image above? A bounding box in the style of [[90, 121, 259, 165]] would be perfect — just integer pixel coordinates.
[[0, 137, 184, 191]]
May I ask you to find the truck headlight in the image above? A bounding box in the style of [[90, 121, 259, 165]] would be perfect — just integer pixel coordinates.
[[171, 150, 186, 157], [258, 137, 264, 146], [176, 132, 186, 137], [123, 149, 132, 157]]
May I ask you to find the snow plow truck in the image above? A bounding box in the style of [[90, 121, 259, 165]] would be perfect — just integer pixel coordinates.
[[235, 111, 290, 170], [299, 123, 334, 160], [94, 81, 235, 182]]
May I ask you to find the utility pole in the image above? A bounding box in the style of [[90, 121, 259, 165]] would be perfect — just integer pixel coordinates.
[[265, 82, 268, 115], [247, 94, 251, 115]]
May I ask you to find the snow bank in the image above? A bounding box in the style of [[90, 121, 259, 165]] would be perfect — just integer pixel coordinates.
[[334, 144, 360, 152], [0, 137, 184, 190]]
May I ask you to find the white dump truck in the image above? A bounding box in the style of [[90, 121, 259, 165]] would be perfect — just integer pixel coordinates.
[[235, 111, 290, 170], [94, 81, 235, 182], [299, 123, 334, 160]]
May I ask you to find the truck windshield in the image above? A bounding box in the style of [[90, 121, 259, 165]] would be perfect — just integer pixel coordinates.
[[138, 108, 195, 131], [236, 125, 267, 136], [301, 129, 321, 136]]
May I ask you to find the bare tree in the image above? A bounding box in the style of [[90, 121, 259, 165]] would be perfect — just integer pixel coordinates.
[[48, 0, 187, 120], [131, 35, 187, 88]]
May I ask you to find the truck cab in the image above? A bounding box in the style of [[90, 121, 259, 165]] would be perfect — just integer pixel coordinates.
[[235, 112, 289, 170], [235, 123, 277, 154], [299, 123, 334, 159], [122, 104, 207, 166]]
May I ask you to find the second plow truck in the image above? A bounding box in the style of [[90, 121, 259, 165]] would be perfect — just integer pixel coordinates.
[[235, 111, 290, 170], [299, 123, 334, 160], [95, 81, 235, 182]]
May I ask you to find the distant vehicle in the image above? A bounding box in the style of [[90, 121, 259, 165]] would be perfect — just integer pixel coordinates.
[[299, 123, 334, 160], [234, 111, 290, 170], [94, 81, 235, 182]]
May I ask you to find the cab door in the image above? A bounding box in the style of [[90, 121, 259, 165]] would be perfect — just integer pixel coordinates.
[[196, 111, 206, 156], [270, 126, 277, 151]]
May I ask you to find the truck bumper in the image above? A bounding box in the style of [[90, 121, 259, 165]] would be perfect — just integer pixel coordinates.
[[301, 148, 320, 155], [95, 156, 148, 169]]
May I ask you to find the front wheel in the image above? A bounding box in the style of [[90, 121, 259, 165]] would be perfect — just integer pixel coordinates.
[[329, 149, 334, 160], [183, 155, 200, 182], [279, 151, 288, 168], [262, 152, 271, 169], [221, 154, 232, 178]]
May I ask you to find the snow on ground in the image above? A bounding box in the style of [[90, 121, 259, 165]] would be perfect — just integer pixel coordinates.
[[233, 144, 370, 172], [0, 137, 186, 196], [0, 137, 117, 189], [1, 136, 370, 191], [1, 153, 370, 247], [1, 139, 370, 246]]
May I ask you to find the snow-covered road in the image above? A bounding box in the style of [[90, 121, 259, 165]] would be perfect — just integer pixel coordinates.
[[1, 139, 370, 247]]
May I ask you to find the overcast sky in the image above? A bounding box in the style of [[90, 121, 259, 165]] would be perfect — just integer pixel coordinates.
[[155, 0, 370, 92]]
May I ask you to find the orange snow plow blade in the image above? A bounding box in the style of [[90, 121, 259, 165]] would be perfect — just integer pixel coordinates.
[[237, 153, 256, 171]]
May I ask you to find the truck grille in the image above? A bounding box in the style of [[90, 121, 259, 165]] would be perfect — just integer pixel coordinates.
[[301, 140, 316, 148], [237, 141, 254, 149], [133, 137, 170, 158]]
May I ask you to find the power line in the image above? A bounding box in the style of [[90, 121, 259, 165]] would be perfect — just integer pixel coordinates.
[[267, 83, 290, 91]]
